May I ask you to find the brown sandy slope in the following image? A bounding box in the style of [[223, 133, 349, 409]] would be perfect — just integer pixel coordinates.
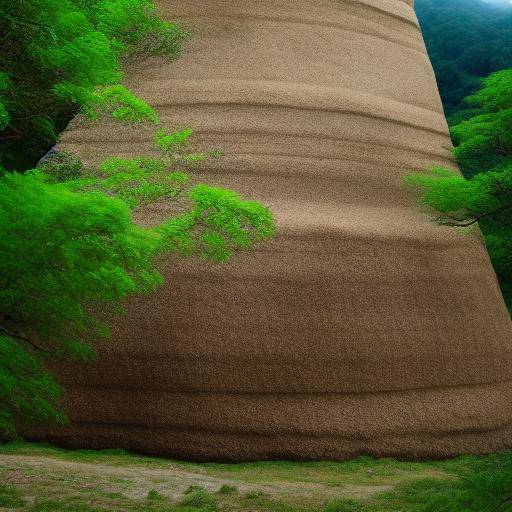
[[28, 0, 512, 460]]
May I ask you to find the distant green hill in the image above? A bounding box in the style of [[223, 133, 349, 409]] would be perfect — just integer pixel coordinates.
[[416, 0, 512, 117]]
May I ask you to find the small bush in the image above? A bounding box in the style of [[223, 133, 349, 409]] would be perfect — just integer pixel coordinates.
[[39, 151, 84, 183], [324, 499, 365, 512], [180, 489, 217, 511], [244, 490, 265, 499], [217, 484, 238, 495], [146, 489, 164, 500]]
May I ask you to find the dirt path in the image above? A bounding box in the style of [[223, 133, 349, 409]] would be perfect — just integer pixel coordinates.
[[0, 454, 393, 502]]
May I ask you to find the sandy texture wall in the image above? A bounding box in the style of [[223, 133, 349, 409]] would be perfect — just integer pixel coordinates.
[[31, 0, 512, 460]]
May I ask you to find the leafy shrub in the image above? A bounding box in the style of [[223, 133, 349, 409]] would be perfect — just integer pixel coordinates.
[[39, 151, 84, 183], [180, 489, 218, 511], [146, 489, 165, 500], [217, 485, 238, 495]]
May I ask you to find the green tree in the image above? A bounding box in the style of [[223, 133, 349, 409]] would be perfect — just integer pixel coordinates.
[[407, 68, 512, 309], [0, 0, 184, 169], [0, 128, 275, 438], [451, 69, 512, 175], [415, 0, 512, 117]]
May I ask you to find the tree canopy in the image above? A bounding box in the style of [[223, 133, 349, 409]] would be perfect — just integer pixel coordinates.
[[407, 68, 512, 308], [0, 127, 275, 438], [0, 0, 184, 169], [415, 0, 512, 117]]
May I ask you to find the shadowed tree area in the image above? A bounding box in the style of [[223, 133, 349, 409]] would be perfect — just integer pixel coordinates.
[[416, 0, 512, 118]]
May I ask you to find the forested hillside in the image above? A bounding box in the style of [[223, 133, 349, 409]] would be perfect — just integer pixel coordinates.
[[416, 0, 512, 117], [410, 0, 512, 309]]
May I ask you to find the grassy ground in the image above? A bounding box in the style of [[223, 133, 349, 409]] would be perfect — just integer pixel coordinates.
[[0, 441, 511, 512]]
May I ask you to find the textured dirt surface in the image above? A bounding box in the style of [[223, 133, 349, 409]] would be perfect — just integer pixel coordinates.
[[0, 454, 395, 501], [28, 0, 512, 460]]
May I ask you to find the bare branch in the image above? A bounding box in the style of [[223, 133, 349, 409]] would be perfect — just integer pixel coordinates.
[[439, 203, 512, 227], [0, 324, 54, 354]]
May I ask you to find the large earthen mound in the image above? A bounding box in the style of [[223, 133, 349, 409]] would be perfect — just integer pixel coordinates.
[[31, 0, 512, 460]]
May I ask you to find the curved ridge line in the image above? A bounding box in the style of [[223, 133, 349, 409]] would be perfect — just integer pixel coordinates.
[[66, 419, 512, 441], [190, 130, 453, 161], [132, 78, 446, 118], [355, 0, 419, 28], [63, 131, 452, 161], [179, 12, 423, 54], [64, 377, 512, 398], [156, 101, 449, 137], [208, 151, 453, 171], [81, 147, 454, 172]]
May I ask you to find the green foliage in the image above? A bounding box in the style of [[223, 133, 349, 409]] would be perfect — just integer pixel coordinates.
[[406, 166, 512, 308], [217, 485, 238, 495], [406, 67, 512, 309], [31, 500, 106, 512], [0, 127, 275, 438], [0, 72, 11, 131], [451, 69, 512, 174], [78, 0, 184, 58], [380, 453, 512, 511], [0, 172, 161, 436], [38, 151, 84, 183], [147, 489, 165, 500], [0, 0, 185, 169], [156, 127, 193, 152], [0, 171, 163, 356], [405, 165, 511, 221], [59, 128, 275, 261], [180, 489, 218, 511], [416, 0, 512, 117], [3, 441, 512, 512], [156, 184, 275, 262], [0, 484, 25, 508], [75, 85, 159, 123], [324, 500, 364, 512], [244, 491, 265, 499], [0, 335, 65, 439]]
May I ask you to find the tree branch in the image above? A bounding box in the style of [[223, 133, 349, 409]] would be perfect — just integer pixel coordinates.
[[0, 324, 54, 354], [3, 14, 52, 30], [497, 134, 509, 157], [439, 203, 512, 227]]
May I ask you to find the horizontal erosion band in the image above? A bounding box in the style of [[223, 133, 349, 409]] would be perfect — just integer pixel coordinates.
[[53, 353, 512, 394], [162, 0, 420, 36], [27, 417, 512, 461], [29, 378, 512, 450]]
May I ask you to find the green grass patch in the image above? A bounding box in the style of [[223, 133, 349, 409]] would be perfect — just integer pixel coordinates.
[[1, 441, 512, 512], [0, 484, 24, 508], [180, 489, 217, 511]]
